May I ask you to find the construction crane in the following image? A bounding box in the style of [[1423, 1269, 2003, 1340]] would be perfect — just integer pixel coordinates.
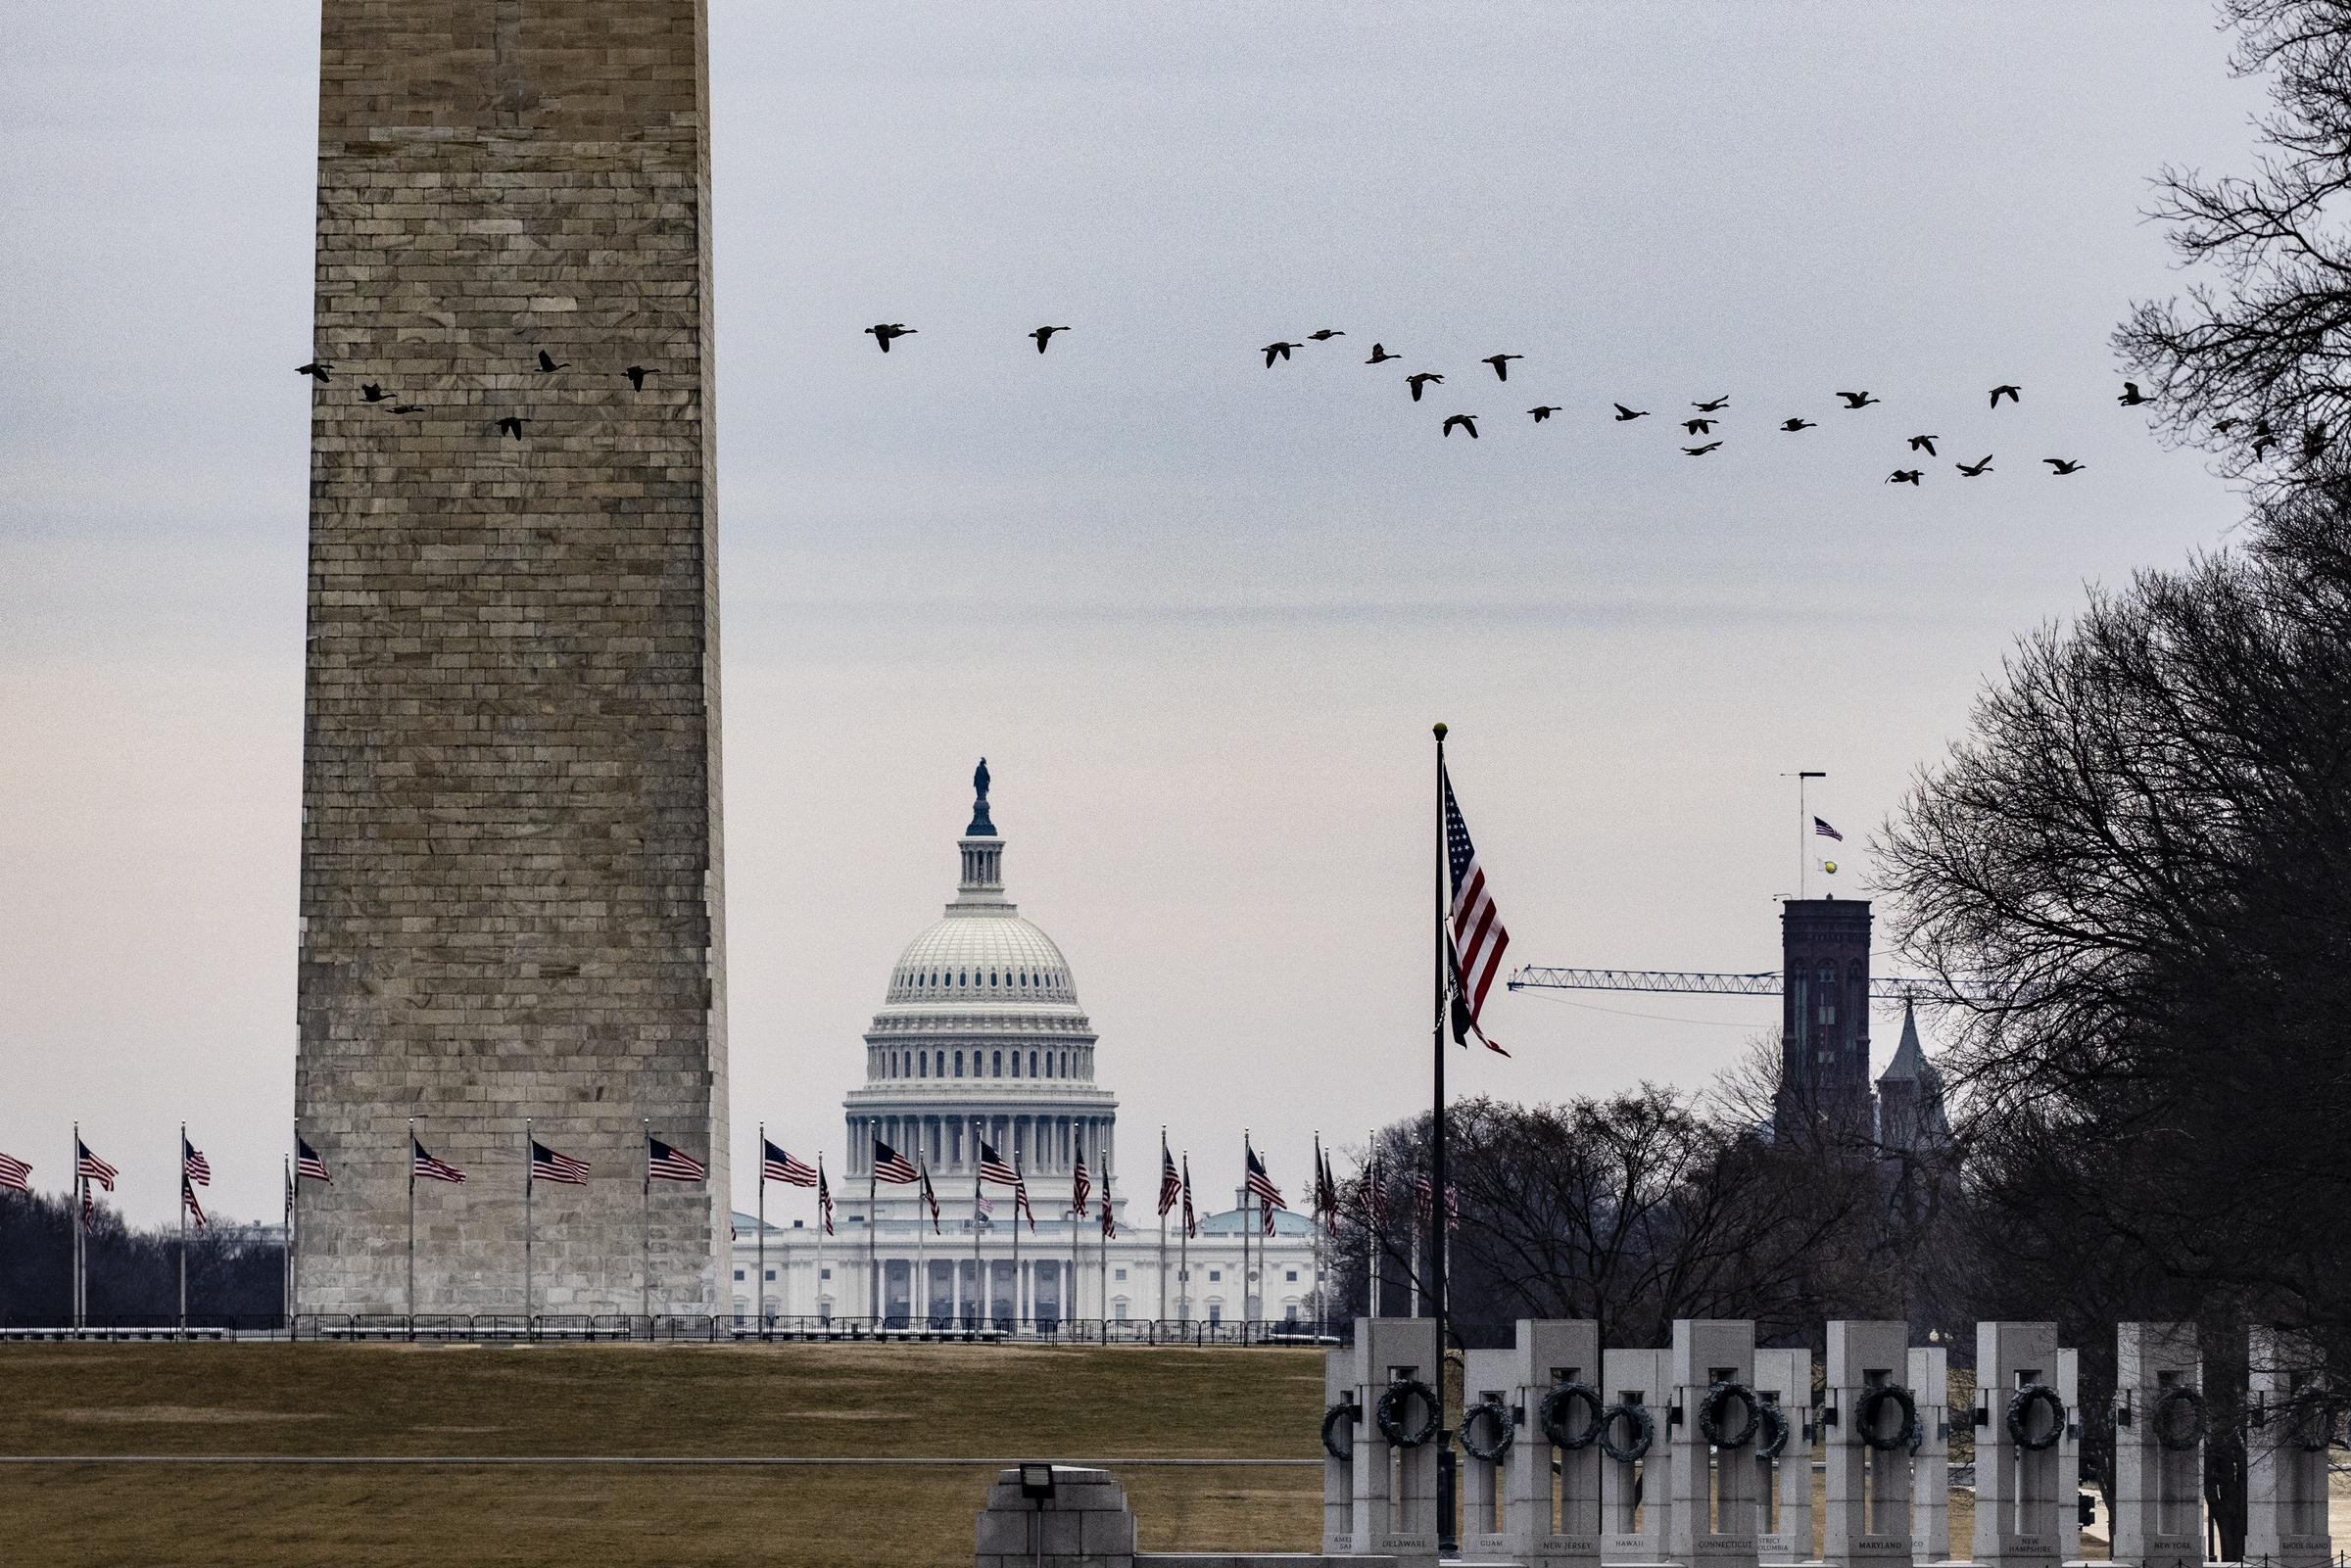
[[1506, 967, 2001, 1004]]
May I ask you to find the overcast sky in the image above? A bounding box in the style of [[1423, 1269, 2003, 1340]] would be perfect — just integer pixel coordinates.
[[1, 4, 2266, 1227]]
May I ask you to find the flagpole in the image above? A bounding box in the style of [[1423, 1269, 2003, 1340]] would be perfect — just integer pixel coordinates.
[[756, 1122, 766, 1336], [282, 1154, 294, 1336], [1157, 1126, 1168, 1327], [971, 1156, 983, 1329], [1431, 722, 1449, 1356], [866, 1151, 879, 1330], [289, 1115, 301, 1332], [916, 1161, 929, 1330], [1011, 1164, 1023, 1335], [1099, 1162, 1111, 1334], [178, 1121, 188, 1335], [1070, 1162, 1080, 1329], [1314, 1132, 1324, 1343], [524, 1117, 534, 1330], [641, 1118, 651, 1326], [1178, 1155, 1189, 1325], [407, 1116, 416, 1321], [72, 1120, 81, 1331]]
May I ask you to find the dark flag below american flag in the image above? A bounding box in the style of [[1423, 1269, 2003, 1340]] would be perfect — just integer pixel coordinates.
[[1157, 1137, 1180, 1217], [762, 1140, 817, 1187], [76, 1141, 119, 1192], [1442, 760, 1511, 1055], [182, 1175, 208, 1230], [647, 1136, 705, 1183], [182, 1137, 212, 1187], [412, 1139, 466, 1184], [295, 1136, 331, 1183], [0, 1150, 29, 1194], [1071, 1154, 1090, 1219], [871, 1139, 919, 1185], [530, 1141, 590, 1186]]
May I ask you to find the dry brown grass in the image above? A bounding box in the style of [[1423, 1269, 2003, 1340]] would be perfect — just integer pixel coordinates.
[[0, 1342, 1325, 1567]]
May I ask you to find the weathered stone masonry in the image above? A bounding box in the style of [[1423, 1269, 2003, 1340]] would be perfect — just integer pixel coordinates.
[[294, 0, 728, 1313]]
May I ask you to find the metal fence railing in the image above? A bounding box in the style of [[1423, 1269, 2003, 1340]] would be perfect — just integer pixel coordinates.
[[0, 1313, 1350, 1347]]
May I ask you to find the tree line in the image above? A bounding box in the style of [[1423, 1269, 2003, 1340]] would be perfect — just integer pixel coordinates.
[[0, 1190, 286, 1325]]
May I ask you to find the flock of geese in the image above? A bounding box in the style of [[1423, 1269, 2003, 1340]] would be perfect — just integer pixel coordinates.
[[859, 322, 2113, 484], [294, 323, 2149, 484]]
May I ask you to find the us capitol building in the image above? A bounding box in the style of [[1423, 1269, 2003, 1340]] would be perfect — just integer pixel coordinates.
[[729, 763, 1322, 1329]]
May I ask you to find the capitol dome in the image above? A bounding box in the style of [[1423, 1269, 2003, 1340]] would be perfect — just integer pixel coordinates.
[[883, 911, 1079, 1008]]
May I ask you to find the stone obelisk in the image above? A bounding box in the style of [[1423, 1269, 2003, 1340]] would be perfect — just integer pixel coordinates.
[[294, 0, 728, 1315]]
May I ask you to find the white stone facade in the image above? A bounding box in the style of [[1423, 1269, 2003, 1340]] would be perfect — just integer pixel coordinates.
[[733, 773, 1323, 1328]]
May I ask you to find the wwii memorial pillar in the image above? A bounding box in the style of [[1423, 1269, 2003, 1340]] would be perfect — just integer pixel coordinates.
[[294, 0, 728, 1314]]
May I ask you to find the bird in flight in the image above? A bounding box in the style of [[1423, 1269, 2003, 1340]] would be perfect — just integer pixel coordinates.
[[1693, 397, 1730, 412], [1683, 417, 1716, 435], [1483, 354, 1523, 381], [2042, 457, 2084, 475], [496, 416, 532, 441], [1407, 372, 1445, 403], [2303, 424, 2328, 460], [1030, 326, 1070, 354], [360, 383, 389, 403], [1888, 469, 1923, 485], [296, 360, 333, 383], [1989, 384, 2022, 407], [1262, 341, 1302, 367], [1956, 455, 1993, 476], [1612, 404, 1650, 422], [1684, 441, 1722, 456], [2118, 381, 2150, 406], [866, 323, 916, 352], [621, 366, 654, 391], [390, 404, 424, 415], [1907, 435, 1939, 455], [1442, 413, 1479, 440], [1528, 405, 1560, 423], [1366, 344, 1399, 364], [1780, 417, 1815, 432], [2252, 418, 2277, 457], [1837, 391, 1879, 409], [1307, 329, 1345, 342], [537, 351, 568, 372], [2213, 417, 2238, 434]]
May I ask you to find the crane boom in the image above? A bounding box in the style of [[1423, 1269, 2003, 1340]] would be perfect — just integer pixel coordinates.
[[1506, 966, 1995, 1003]]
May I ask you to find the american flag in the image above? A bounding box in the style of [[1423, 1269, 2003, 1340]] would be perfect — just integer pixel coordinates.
[[1157, 1137, 1180, 1216], [182, 1137, 212, 1187], [976, 1192, 994, 1221], [1071, 1154, 1090, 1219], [530, 1140, 590, 1186], [1314, 1137, 1339, 1231], [977, 1141, 1022, 1187], [1443, 760, 1511, 1055], [0, 1150, 31, 1194], [76, 1141, 118, 1192], [1244, 1141, 1285, 1234], [295, 1136, 331, 1183], [919, 1164, 941, 1232], [762, 1139, 817, 1187], [1180, 1155, 1197, 1239], [818, 1163, 835, 1235], [1415, 1169, 1460, 1232], [647, 1136, 705, 1183], [183, 1175, 208, 1231], [412, 1139, 466, 1184], [871, 1139, 919, 1185], [1365, 1156, 1390, 1227], [1814, 816, 1844, 842], [1099, 1171, 1116, 1239], [1014, 1172, 1035, 1231]]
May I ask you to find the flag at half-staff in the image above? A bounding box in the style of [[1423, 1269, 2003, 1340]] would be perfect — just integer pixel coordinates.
[[647, 1136, 705, 1183], [295, 1137, 330, 1183], [1442, 756, 1512, 1055], [1244, 1139, 1285, 1236], [919, 1164, 941, 1233], [530, 1141, 590, 1186], [763, 1141, 817, 1187], [1071, 1154, 1091, 1219], [1099, 1170, 1116, 1240], [1313, 1135, 1339, 1232], [871, 1140, 919, 1185], [1179, 1154, 1197, 1239], [0, 1150, 29, 1194], [412, 1139, 466, 1184], [817, 1160, 836, 1235]]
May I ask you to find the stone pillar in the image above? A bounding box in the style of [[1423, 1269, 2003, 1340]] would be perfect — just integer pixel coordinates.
[[1341, 1316, 1443, 1568], [1601, 1347, 1671, 1564], [1461, 1319, 1603, 1568], [1754, 1347, 1814, 1564], [1907, 1345, 1950, 1562], [1323, 1344, 1358, 1553], [2248, 1328, 2330, 1568], [1668, 1320, 1761, 1568], [973, 1464, 1135, 1568], [1823, 1321, 1913, 1568], [2111, 1322, 2203, 1568], [1973, 1321, 2070, 1568], [2057, 1349, 2083, 1561]]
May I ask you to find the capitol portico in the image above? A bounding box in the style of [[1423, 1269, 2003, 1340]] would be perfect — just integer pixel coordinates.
[[732, 764, 1324, 1330]]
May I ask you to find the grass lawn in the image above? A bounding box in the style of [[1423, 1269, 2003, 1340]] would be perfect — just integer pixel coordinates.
[[0, 1342, 1326, 1567]]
